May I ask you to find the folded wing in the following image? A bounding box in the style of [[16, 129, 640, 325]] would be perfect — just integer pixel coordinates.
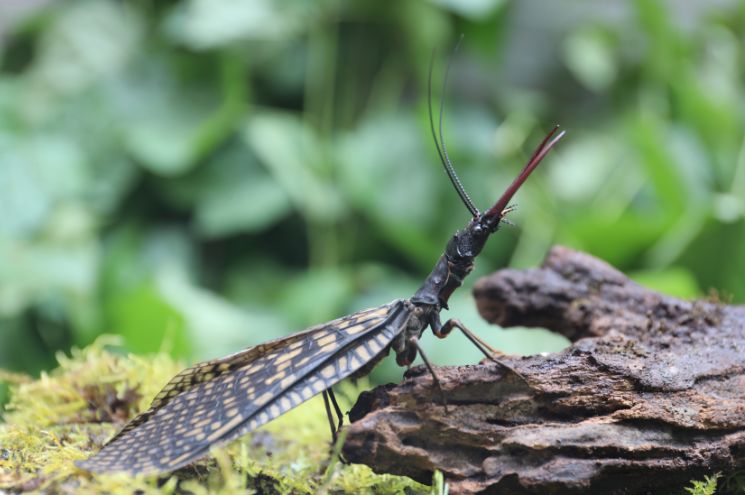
[[76, 299, 411, 474]]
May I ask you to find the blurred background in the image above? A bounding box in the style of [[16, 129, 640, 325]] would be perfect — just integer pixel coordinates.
[[1, 0, 745, 406]]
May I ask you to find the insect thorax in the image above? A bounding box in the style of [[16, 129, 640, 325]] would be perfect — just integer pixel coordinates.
[[387, 302, 430, 366], [412, 218, 493, 309]]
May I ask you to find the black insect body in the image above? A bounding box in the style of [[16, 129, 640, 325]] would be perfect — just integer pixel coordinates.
[[76, 76, 565, 475]]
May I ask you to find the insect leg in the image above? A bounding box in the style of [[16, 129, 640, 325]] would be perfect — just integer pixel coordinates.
[[442, 318, 529, 385], [429, 312, 453, 339], [325, 388, 351, 465], [326, 388, 344, 435], [413, 340, 449, 412], [441, 318, 501, 355], [322, 390, 338, 444]]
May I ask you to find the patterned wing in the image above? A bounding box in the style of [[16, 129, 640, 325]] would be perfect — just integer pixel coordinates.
[[76, 299, 411, 474]]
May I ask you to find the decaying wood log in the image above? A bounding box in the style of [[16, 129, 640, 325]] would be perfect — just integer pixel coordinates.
[[343, 246, 745, 495]]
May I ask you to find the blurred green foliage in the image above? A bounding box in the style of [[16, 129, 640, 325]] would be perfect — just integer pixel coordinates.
[[1, 0, 745, 387]]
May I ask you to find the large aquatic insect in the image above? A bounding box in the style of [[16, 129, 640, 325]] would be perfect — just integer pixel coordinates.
[[76, 57, 565, 475]]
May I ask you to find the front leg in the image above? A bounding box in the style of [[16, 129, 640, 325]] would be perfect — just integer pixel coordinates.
[[428, 311, 452, 339], [430, 312, 493, 352], [430, 314, 528, 384], [440, 319, 504, 356]]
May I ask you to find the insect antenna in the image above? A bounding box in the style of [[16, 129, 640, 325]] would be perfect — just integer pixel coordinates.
[[428, 37, 479, 218]]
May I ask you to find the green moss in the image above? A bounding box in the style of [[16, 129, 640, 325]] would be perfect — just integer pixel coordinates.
[[0, 337, 428, 494], [685, 473, 720, 495]]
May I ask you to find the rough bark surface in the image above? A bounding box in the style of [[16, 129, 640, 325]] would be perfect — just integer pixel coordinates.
[[343, 246, 745, 495]]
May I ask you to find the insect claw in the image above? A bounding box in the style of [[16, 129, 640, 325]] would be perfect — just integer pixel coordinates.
[[489, 357, 530, 386]]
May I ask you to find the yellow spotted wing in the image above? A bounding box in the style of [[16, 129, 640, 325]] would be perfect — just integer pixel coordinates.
[[76, 299, 411, 474]]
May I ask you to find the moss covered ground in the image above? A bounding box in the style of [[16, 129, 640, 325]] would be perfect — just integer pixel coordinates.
[[0, 337, 428, 494], [2, 337, 736, 494]]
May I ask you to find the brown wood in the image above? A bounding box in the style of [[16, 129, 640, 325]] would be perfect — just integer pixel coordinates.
[[343, 246, 745, 494]]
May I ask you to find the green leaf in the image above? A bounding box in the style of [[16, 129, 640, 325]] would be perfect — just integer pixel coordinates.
[[0, 317, 58, 375], [430, 470, 449, 495], [0, 228, 98, 320], [629, 114, 688, 219], [156, 267, 288, 360], [197, 175, 291, 238], [99, 224, 197, 300], [223, 258, 293, 307], [124, 115, 203, 175], [547, 132, 626, 204], [278, 268, 355, 328], [562, 28, 618, 92], [106, 279, 190, 357], [684, 473, 719, 495], [564, 213, 665, 268], [428, 0, 505, 20], [629, 267, 701, 299], [99, 225, 195, 353], [191, 144, 291, 238], [244, 111, 344, 223], [0, 128, 117, 238], [115, 53, 245, 176], [336, 113, 441, 266], [165, 0, 309, 49], [678, 218, 745, 301], [28, 0, 142, 98]]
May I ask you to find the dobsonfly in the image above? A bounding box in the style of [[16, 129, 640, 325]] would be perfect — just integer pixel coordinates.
[[76, 56, 565, 475]]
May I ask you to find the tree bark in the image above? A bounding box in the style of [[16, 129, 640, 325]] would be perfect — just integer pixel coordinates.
[[343, 246, 745, 495]]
